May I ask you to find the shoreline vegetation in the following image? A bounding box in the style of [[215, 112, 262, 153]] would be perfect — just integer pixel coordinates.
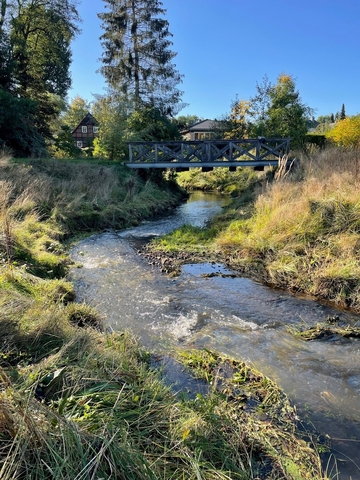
[[147, 148, 360, 314], [0, 152, 337, 479]]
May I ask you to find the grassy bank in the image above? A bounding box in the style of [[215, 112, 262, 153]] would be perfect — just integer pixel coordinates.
[[0, 154, 328, 478], [150, 148, 360, 312], [176, 166, 261, 197]]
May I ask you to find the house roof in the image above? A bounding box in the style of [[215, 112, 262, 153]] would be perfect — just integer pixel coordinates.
[[182, 119, 217, 133], [72, 113, 98, 133]]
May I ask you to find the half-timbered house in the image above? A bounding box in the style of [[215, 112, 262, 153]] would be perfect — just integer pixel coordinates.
[[72, 113, 99, 149]]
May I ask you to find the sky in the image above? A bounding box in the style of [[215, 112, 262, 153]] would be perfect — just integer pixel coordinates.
[[69, 0, 360, 120]]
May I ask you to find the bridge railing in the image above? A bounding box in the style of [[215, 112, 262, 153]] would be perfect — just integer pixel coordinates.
[[127, 138, 291, 169]]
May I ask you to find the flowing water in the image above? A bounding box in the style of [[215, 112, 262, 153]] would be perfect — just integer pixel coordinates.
[[69, 192, 360, 479]]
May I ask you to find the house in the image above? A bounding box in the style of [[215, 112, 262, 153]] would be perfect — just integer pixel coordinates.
[[72, 113, 99, 149], [181, 119, 217, 141]]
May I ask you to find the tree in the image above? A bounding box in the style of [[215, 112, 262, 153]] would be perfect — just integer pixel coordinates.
[[62, 96, 92, 130], [317, 114, 333, 124], [0, 0, 80, 152], [255, 73, 312, 148], [340, 103, 346, 120], [52, 125, 82, 158], [9, 0, 80, 98], [173, 114, 202, 130], [92, 93, 180, 160], [249, 74, 273, 128], [127, 105, 180, 141], [98, 0, 184, 115], [217, 98, 252, 139], [0, 87, 46, 156], [92, 94, 132, 160], [326, 115, 360, 148], [0, 29, 14, 90]]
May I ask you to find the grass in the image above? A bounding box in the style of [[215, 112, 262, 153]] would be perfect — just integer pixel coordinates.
[[0, 153, 329, 478], [0, 273, 328, 479], [176, 166, 261, 196], [149, 147, 360, 311]]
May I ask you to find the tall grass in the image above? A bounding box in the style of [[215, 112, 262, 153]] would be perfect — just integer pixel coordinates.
[[0, 157, 185, 279], [0, 153, 328, 478], [215, 148, 360, 309]]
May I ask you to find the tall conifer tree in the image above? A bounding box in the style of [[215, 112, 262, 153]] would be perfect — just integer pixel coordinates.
[[340, 103, 346, 120], [98, 0, 184, 115]]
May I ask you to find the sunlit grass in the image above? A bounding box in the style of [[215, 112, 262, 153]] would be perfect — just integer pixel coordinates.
[[210, 148, 360, 309], [0, 152, 330, 479]]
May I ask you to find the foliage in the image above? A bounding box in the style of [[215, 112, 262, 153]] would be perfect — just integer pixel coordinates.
[[177, 166, 259, 196], [305, 134, 327, 150], [173, 114, 203, 130], [98, 0, 184, 116], [214, 98, 252, 139], [326, 114, 360, 148], [0, 0, 80, 154], [257, 73, 311, 147], [0, 87, 46, 156], [8, 0, 80, 98], [92, 94, 131, 160], [340, 103, 346, 120], [219, 74, 312, 148], [61, 95, 92, 130], [52, 125, 82, 158], [248, 74, 273, 132], [0, 28, 14, 90], [224, 98, 252, 139], [314, 122, 333, 134], [93, 94, 180, 160], [127, 106, 181, 141], [317, 114, 334, 124]]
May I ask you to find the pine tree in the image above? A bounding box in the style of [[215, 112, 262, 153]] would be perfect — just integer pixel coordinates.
[[340, 103, 346, 120], [98, 0, 184, 115]]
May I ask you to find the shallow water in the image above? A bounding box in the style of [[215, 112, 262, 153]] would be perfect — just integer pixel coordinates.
[[69, 192, 360, 479]]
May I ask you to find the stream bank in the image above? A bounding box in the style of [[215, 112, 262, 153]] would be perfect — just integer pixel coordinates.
[[70, 192, 360, 479]]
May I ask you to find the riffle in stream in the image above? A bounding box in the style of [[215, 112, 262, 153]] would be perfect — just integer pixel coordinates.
[[69, 192, 360, 479]]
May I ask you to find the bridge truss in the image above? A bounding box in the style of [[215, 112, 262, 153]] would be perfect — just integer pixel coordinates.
[[127, 137, 291, 170]]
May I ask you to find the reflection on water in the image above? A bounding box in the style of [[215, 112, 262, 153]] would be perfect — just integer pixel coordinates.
[[69, 192, 360, 479]]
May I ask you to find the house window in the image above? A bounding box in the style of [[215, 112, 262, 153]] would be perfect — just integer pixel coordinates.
[[93, 126, 99, 133], [194, 133, 199, 140], [76, 141, 83, 148], [81, 126, 87, 133]]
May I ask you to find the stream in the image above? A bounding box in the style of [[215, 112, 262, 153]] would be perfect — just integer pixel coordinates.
[[69, 192, 360, 479]]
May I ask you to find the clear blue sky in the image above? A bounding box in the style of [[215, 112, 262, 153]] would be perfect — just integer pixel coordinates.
[[69, 0, 360, 120]]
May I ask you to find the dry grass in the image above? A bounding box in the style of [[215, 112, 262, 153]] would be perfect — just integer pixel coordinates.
[[0, 152, 329, 478], [214, 147, 360, 309]]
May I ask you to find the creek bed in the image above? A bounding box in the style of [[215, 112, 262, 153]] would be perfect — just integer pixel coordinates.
[[69, 192, 360, 479]]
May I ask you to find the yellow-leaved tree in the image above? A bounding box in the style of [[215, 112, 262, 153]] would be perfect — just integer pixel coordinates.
[[326, 115, 360, 148], [223, 99, 252, 139]]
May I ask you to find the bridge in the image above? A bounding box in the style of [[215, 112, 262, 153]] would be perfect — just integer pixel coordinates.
[[127, 137, 291, 171]]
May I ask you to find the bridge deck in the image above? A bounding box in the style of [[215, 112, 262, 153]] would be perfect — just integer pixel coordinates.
[[127, 138, 291, 169]]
